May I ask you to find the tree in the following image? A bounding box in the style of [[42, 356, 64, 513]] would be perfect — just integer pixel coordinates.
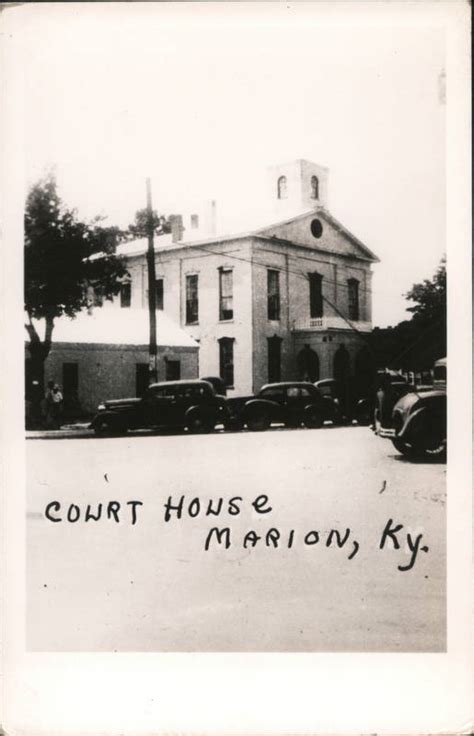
[[405, 256, 446, 324], [24, 172, 127, 399], [127, 208, 171, 240], [369, 257, 446, 371]]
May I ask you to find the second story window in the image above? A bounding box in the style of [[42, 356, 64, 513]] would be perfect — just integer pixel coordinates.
[[155, 279, 164, 310], [267, 269, 280, 320], [186, 274, 199, 324], [308, 272, 323, 319], [120, 280, 131, 308], [348, 278, 360, 321], [277, 175, 288, 200], [219, 268, 233, 321], [311, 175, 319, 200]]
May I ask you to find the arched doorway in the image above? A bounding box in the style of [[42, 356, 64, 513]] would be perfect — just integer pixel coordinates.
[[297, 345, 320, 382]]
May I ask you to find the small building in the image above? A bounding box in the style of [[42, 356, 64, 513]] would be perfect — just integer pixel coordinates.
[[26, 309, 199, 414]]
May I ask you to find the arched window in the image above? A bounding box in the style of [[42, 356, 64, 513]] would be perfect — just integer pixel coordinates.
[[277, 175, 288, 200], [311, 175, 319, 200]]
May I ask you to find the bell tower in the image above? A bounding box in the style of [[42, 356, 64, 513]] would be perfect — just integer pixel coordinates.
[[268, 159, 329, 218]]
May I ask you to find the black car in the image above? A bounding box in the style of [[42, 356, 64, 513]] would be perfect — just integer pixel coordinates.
[[314, 378, 372, 425], [375, 359, 447, 460], [226, 381, 339, 432], [90, 380, 229, 436]]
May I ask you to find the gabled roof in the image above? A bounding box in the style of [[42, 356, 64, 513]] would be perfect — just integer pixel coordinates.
[[114, 205, 378, 263], [254, 207, 379, 263], [35, 309, 198, 348]]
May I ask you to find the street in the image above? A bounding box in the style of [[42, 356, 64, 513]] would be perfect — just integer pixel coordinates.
[[27, 425, 446, 652]]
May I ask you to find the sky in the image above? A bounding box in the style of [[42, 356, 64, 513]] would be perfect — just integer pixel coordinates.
[[9, 2, 446, 327]]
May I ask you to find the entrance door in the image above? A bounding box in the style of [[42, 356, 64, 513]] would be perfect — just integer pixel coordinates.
[[297, 346, 320, 382], [165, 360, 181, 381], [267, 336, 282, 383], [136, 363, 149, 397]]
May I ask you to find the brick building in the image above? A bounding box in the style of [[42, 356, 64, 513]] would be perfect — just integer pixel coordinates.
[[27, 309, 199, 414]]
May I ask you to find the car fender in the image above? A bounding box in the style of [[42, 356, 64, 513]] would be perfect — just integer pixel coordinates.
[[184, 404, 213, 420], [303, 401, 322, 415], [90, 411, 124, 429], [243, 398, 278, 418], [397, 406, 427, 439]]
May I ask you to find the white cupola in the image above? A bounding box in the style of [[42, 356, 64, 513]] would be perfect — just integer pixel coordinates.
[[267, 159, 329, 217]]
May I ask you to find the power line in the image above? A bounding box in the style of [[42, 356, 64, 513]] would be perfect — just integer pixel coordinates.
[[176, 241, 375, 296], [152, 239, 443, 370]]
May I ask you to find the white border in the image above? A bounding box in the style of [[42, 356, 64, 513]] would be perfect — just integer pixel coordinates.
[[1, 2, 471, 734]]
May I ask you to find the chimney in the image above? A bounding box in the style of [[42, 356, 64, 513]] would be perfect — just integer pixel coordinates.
[[169, 214, 184, 243], [210, 200, 217, 236]]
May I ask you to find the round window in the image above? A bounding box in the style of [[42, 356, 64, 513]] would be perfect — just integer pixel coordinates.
[[310, 219, 323, 238]]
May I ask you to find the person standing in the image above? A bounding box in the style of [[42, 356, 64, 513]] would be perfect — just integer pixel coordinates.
[[50, 384, 64, 428]]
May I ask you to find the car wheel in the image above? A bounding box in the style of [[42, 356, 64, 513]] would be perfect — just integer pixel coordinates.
[[186, 412, 213, 434], [225, 416, 244, 432], [416, 434, 447, 461], [246, 412, 270, 432], [304, 406, 323, 429], [94, 418, 124, 437], [355, 406, 372, 426], [391, 437, 417, 458]]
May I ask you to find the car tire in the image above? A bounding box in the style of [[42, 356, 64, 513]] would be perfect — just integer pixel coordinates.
[[186, 411, 213, 434], [422, 441, 447, 461], [94, 417, 125, 437], [391, 437, 416, 458], [415, 435, 447, 461], [246, 412, 270, 432], [225, 416, 244, 432], [304, 406, 323, 429], [355, 405, 372, 426]]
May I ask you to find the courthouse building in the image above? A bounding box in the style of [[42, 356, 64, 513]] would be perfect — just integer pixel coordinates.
[[35, 158, 379, 409]]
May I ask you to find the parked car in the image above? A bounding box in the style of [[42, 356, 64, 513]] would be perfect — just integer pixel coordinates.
[[90, 380, 229, 436], [373, 370, 412, 432], [375, 359, 447, 460], [200, 376, 227, 396], [226, 381, 340, 432], [314, 378, 372, 425]]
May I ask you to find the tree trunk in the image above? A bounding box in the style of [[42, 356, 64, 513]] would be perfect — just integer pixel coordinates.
[[24, 313, 55, 429]]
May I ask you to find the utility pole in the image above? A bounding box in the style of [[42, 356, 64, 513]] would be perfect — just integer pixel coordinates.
[[146, 177, 158, 384]]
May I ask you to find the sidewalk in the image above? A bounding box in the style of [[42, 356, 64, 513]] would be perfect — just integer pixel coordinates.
[[26, 423, 94, 440]]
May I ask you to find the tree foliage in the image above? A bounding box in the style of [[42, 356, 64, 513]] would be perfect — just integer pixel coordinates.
[[24, 172, 127, 379], [127, 208, 171, 240], [369, 257, 446, 371], [405, 256, 446, 324]]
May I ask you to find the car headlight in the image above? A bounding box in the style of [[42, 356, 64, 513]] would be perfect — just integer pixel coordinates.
[[97, 403, 106, 411]]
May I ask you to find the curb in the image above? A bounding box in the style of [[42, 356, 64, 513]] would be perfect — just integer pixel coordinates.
[[26, 427, 94, 440]]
